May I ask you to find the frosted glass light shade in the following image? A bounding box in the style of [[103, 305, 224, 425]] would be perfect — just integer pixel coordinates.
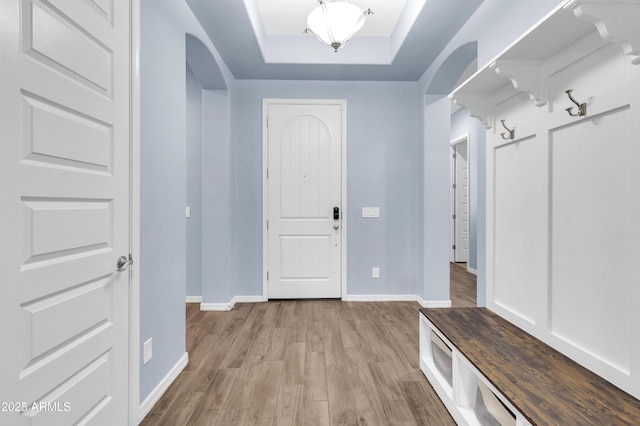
[[306, 1, 372, 52]]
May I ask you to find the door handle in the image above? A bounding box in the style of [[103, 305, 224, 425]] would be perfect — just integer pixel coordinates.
[[333, 224, 340, 230], [117, 254, 133, 272]]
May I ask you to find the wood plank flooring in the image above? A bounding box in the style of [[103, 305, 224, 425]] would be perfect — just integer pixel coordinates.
[[450, 262, 476, 308], [141, 265, 476, 425]]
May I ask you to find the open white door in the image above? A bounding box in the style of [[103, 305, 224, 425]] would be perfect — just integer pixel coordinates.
[[0, 1, 131, 424], [264, 100, 345, 299], [452, 139, 469, 263]]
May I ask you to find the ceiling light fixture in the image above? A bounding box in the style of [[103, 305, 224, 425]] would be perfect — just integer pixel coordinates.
[[305, 1, 373, 52]]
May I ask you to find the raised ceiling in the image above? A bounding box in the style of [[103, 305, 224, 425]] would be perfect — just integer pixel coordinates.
[[185, 0, 484, 81], [256, 0, 406, 37]]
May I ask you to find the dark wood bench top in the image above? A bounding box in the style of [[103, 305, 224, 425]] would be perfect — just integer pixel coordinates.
[[420, 307, 640, 425]]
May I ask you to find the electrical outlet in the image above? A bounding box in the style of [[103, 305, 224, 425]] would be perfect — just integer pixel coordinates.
[[144, 338, 153, 365], [372, 267, 380, 279]]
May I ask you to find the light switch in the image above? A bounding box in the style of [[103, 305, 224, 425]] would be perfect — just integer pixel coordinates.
[[144, 338, 152, 365], [185, 206, 191, 218], [362, 207, 380, 218]]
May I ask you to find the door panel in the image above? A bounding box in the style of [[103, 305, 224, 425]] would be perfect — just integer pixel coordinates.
[[454, 142, 469, 263], [266, 102, 343, 299], [0, 1, 130, 424]]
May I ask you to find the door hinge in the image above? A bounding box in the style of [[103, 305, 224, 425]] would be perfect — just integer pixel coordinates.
[[452, 214, 456, 219], [453, 153, 457, 158], [266, 168, 269, 179], [266, 116, 269, 127], [452, 245, 456, 250], [266, 220, 269, 230], [266, 271, 269, 280], [452, 183, 457, 189]]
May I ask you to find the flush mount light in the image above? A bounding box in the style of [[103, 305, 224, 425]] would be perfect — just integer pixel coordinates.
[[304, 0, 373, 52]]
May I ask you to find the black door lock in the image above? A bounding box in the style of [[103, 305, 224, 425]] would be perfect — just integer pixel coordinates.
[[333, 207, 340, 220]]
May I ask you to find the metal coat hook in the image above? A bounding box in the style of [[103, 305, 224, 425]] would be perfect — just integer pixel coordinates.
[[500, 119, 515, 140], [565, 89, 587, 117]]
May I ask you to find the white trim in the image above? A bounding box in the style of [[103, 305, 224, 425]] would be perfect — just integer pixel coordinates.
[[201, 294, 453, 307], [200, 302, 235, 311], [138, 352, 188, 424], [200, 295, 266, 311], [233, 295, 267, 304], [129, 0, 141, 424], [343, 294, 421, 303], [185, 296, 202, 303], [262, 98, 348, 301], [467, 266, 478, 275], [417, 296, 452, 308]]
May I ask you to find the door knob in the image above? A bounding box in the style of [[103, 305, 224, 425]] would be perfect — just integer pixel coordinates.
[[333, 224, 340, 230], [117, 254, 133, 272]]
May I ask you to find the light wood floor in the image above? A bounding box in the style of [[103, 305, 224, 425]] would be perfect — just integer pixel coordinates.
[[141, 266, 476, 425]]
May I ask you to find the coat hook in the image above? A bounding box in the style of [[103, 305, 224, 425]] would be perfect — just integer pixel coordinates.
[[565, 89, 587, 117], [500, 119, 515, 140]]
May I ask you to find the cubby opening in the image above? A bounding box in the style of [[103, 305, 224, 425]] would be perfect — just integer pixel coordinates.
[[430, 330, 453, 387], [474, 380, 516, 426]]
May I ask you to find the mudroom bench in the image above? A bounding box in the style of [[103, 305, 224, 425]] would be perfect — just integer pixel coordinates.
[[419, 308, 640, 425]]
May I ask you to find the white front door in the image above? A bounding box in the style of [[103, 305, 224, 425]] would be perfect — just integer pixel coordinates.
[[453, 141, 469, 263], [0, 1, 131, 425], [264, 100, 345, 299]]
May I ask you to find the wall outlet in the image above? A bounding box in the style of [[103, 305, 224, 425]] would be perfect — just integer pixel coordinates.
[[144, 338, 153, 365], [372, 267, 380, 279]]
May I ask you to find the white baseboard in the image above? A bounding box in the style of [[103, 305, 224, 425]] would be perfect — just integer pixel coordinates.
[[200, 295, 266, 311], [343, 294, 420, 303], [138, 352, 188, 423], [233, 295, 266, 304], [200, 302, 234, 311], [417, 296, 452, 308], [467, 267, 478, 275], [200, 294, 451, 309], [185, 296, 202, 303]]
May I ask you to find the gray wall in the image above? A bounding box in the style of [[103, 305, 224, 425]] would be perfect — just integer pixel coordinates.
[[186, 63, 203, 297], [202, 89, 232, 304], [233, 80, 420, 297], [140, 0, 187, 401], [139, 0, 234, 403]]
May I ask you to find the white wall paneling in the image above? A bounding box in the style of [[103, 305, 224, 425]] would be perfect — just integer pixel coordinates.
[[450, 0, 640, 399]]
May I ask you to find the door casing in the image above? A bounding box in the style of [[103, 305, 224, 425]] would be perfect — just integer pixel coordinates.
[[262, 98, 348, 300]]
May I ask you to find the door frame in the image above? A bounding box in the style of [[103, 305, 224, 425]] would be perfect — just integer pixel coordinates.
[[450, 133, 470, 265], [262, 98, 348, 300], [129, 0, 141, 423]]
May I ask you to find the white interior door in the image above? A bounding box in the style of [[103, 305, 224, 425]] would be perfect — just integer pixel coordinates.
[[453, 141, 469, 263], [0, 1, 131, 425], [265, 100, 344, 299]]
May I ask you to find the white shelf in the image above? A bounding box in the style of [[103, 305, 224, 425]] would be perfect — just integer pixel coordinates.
[[450, 0, 640, 126]]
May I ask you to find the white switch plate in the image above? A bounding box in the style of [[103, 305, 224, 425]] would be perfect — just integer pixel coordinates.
[[144, 338, 152, 365], [185, 206, 191, 218], [372, 267, 380, 278], [362, 207, 380, 218]]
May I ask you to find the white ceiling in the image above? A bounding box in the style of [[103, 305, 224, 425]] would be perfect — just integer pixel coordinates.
[[256, 0, 406, 38]]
